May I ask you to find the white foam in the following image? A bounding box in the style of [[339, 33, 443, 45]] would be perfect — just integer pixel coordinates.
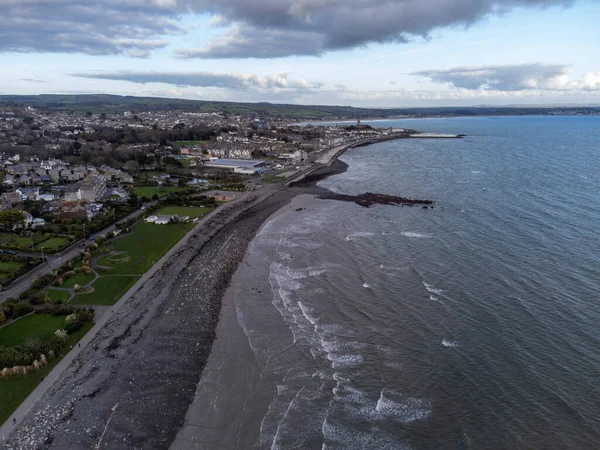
[[380, 263, 385, 269], [401, 231, 433, 238], [329, 354, 363, 369], [442, 339, 457, 348], [348, 231, 375, 237], [429, 295, 440, 302], [345, 235, 352, 241], [362, 283, 370, 288], [298, 301, 318, 325], [376, 392, 432, 423], [422, 281, 443, 295]]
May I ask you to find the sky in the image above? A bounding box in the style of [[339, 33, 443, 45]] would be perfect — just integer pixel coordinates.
[[1, 0, 599, 107]]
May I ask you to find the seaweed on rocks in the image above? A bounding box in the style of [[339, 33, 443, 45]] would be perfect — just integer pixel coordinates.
[[319, 191, 434, 208]]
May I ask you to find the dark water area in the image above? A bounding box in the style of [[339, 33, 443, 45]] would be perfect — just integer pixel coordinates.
[[228, 116, 600, 449]]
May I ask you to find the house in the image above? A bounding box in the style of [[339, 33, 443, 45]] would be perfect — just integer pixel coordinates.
[[36, 193, 55, 202], [31, 218, 46, 228], [22, 212, 33, 228], [145, 214, 189, 225], [16, 187, 40, 201], [4, 191, 23, 205], [55, 201, 87, 220]]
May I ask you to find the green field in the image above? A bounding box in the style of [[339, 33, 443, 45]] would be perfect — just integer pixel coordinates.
[[0, 323, 93, 425], [0, 314, 67, 347], [157, 206, 211, 219], [106, 222, 194, 274], [0, 233, 34, 250], [45, 289, 72, 304], [133, 186, 187, 199], [34, 237, 70, 251], [71, 275, 139, 306], [0, 260, 27, 282], [263, 175, 285, 183], [61, 271, 95, 289]]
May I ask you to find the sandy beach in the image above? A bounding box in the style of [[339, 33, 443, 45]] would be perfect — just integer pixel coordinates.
[[2, 161, 347, 450]]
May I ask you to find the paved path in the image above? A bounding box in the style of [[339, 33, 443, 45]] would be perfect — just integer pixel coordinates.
[[0, 192, 256, 445], [0, 206, 152, 302]]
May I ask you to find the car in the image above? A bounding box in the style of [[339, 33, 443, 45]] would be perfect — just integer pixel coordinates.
[[88, 235, 96, 241], [4, 250, 16, 255], [141, 206, 146, 210]]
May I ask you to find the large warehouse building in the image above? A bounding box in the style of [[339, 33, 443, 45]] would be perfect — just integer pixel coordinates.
[[204, 158, 267, 174]]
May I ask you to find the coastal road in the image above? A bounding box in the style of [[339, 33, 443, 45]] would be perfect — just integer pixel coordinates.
[[0, 207, 150, 302], [0, 185, 277, 445]]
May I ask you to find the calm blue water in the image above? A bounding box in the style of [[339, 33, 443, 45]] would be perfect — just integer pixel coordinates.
[[235, 116, 600, 449]]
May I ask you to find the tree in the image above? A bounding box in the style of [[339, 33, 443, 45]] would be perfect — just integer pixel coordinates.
[[124, 160, 141, 174], [81, 149, 92, 166], [0, 209, 25, 230]]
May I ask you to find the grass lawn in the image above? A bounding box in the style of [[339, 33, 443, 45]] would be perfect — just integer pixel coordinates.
[[133, 186, 187, 199], [0, 233, 33, 250], [71, 275, 140, 306], [157, 206, 211, 219], [0, 314, 67, 347], [263, 175, 285, 183], [61, 271, 95, 289], [0, 323, 93, 425], [45, 288, 72, 304], [35, 237, 70, 251], [0, 260, 27, 282], [107, 222, 194, 274]]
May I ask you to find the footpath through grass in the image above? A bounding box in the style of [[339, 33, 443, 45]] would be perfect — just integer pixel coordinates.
[[108, 222, 195, 275], [71, 276, 140, 306], [45, 289, 72, 304], [61, 271, 95, 289], [0, 323, 93, 425], [0, 314, 67, 347]]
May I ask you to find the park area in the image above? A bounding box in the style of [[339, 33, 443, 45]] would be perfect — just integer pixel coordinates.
[[0, 314, 93, 424], [66, 205, 210, 305], [0, 233, 70, 253], [133, 186, 188, 199]]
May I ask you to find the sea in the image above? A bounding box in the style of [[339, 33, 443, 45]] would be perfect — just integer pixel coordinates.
[[201, 116, 600, 450]]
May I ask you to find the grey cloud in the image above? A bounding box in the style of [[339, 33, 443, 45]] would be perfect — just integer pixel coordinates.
[[20, 78, 44, 83], [70, 71, 324, 91], [176, 0, 576, 58], [0, 0, 579, 58], [411, 63, 600, 91]]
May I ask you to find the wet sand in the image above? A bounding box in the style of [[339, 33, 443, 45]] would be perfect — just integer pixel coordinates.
[[3, 161, 347, 450]]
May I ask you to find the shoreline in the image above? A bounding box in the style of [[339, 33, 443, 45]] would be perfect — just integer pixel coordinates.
[[2, 160, 347, 449]]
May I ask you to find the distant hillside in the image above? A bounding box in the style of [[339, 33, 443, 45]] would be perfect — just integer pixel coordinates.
[[0, 94, 598, 119]]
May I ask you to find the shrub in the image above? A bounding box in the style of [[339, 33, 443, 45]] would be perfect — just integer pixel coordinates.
[[57, 277, 64, 286], [28, 294, 47, 306], [12, 302, 33, 319], [64, 320, 84, 334], [36, 304, 76, 316], [0, 311, 5, 324], [54, 329, 68, 340]]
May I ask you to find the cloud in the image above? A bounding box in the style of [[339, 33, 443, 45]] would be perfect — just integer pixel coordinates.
[[175, 0, 577, 59], [20, 78, 44, 83], [70, 71, 324, 92], [412, 64, 600, 91], [0, 0, 580, 58]]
